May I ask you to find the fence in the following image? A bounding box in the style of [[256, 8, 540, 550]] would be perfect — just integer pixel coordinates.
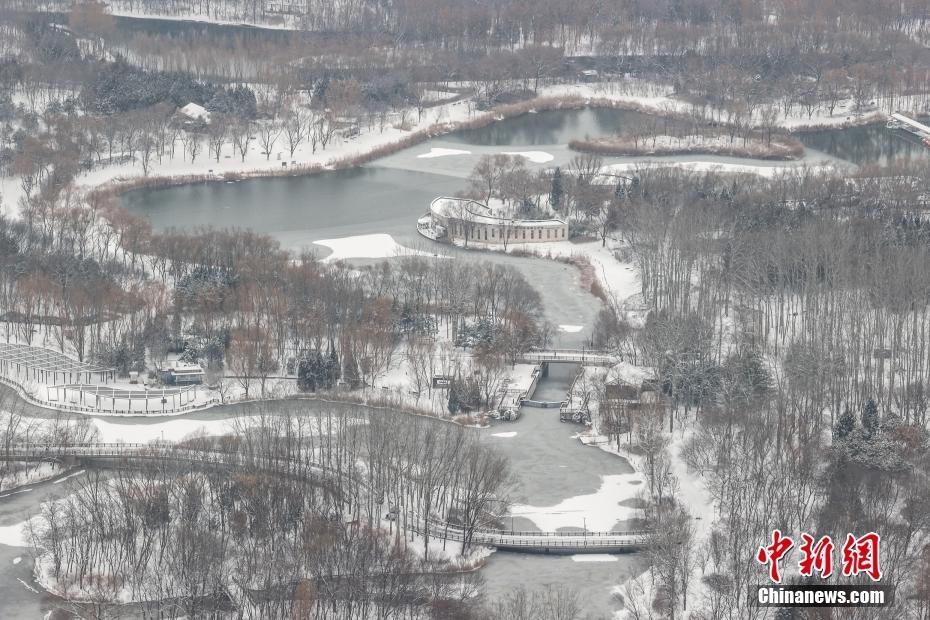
[[0, 374, 219, 417]]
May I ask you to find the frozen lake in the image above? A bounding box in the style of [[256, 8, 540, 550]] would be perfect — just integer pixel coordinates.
[[122, 106, 893, 349]]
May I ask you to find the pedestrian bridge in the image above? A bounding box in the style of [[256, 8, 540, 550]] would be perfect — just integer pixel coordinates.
[[411, 521, 648, 553], [516, 349, 616, 366], [1, 443, 649, 554]]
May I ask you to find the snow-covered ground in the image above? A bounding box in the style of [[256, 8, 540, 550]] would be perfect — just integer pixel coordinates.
[[314, 233, 445, 262], [0, 520, 29, 547], [0, 463, 69, 495], [510, 471, 645, 532], [543, 80, 920, 131], [451, 236, 643, 320], [90, 409, 367, 443], [417, 147, 472, 159], [92, 416, 242, 443]]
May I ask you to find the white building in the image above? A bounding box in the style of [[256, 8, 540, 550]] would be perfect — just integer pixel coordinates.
[[420, 197, 568, 245]]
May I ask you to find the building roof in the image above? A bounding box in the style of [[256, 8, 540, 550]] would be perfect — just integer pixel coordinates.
[[430, 197, 565, 228], [165, 362, 204, 374], [0, 343, 112, 375], [178, 102, 210, 122]]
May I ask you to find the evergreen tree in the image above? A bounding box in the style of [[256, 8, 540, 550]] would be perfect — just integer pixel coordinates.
[[834, 407, 856, 440], [324, 340, 340, 388], [297, 356, 315, 392], [549, 167, 563, 211], [861, 398, 879, 438], [343, 350, 361, 389], [614, 178, 625, 200], [447, 379, 461, 414], [313, 349, 325, 388]]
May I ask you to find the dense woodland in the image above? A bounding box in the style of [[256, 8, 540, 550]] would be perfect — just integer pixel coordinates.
[[592, 163, 930, 618]]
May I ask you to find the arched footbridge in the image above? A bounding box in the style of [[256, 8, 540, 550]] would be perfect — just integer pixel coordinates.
[[0, 443, 649, 554]]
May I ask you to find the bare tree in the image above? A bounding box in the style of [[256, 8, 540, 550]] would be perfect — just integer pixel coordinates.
[[257, 121, 281, 161]]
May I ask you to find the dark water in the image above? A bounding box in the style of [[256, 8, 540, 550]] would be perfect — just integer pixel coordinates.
[[444, 107, 654, 146], [36, 9, 298, 42], [531, 362, 579, 403], [124, 167, 456, 248], [124, 109, 928, 249], [445, 106, 930, 166], [800, 121, 930, 167]]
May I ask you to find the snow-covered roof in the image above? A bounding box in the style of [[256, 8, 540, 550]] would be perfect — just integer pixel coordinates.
[[165, 362, 204, 375], [178, 102, 210, 121], [0, 342, 113, 374], [430, 197, 565, 228], [609, 361, 655, 386]]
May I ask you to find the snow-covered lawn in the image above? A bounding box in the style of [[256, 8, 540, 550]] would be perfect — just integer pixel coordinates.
[[314, 233, 443, 262], [91, 412, 366, 443], [0, 462, 69, 494], [510, 471, 646, 532], [91, 416, 241, 443], [572, 554, 619, 562], [417, 147, 472, 159], [0, 521, 29, 547]]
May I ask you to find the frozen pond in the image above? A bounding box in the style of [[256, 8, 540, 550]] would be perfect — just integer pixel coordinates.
[[0, 380, 648, 616], [124, 107, 867, 255], [122, 106, 881, 348], [123, 106, 923, 270]]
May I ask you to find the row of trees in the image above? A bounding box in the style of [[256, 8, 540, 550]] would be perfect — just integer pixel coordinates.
[[11, 0, 930, 118], [461, 153, 626, 245]]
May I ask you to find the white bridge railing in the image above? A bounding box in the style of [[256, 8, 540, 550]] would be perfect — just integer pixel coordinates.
[[517, 349, 616, 365]]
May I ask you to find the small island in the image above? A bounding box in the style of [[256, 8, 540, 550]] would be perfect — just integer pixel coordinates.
[[419, 196, 568, 246], [570, 118, 805, 161]]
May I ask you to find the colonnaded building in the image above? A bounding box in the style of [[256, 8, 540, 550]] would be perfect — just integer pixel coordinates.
[[419, 197, 568, 245]]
